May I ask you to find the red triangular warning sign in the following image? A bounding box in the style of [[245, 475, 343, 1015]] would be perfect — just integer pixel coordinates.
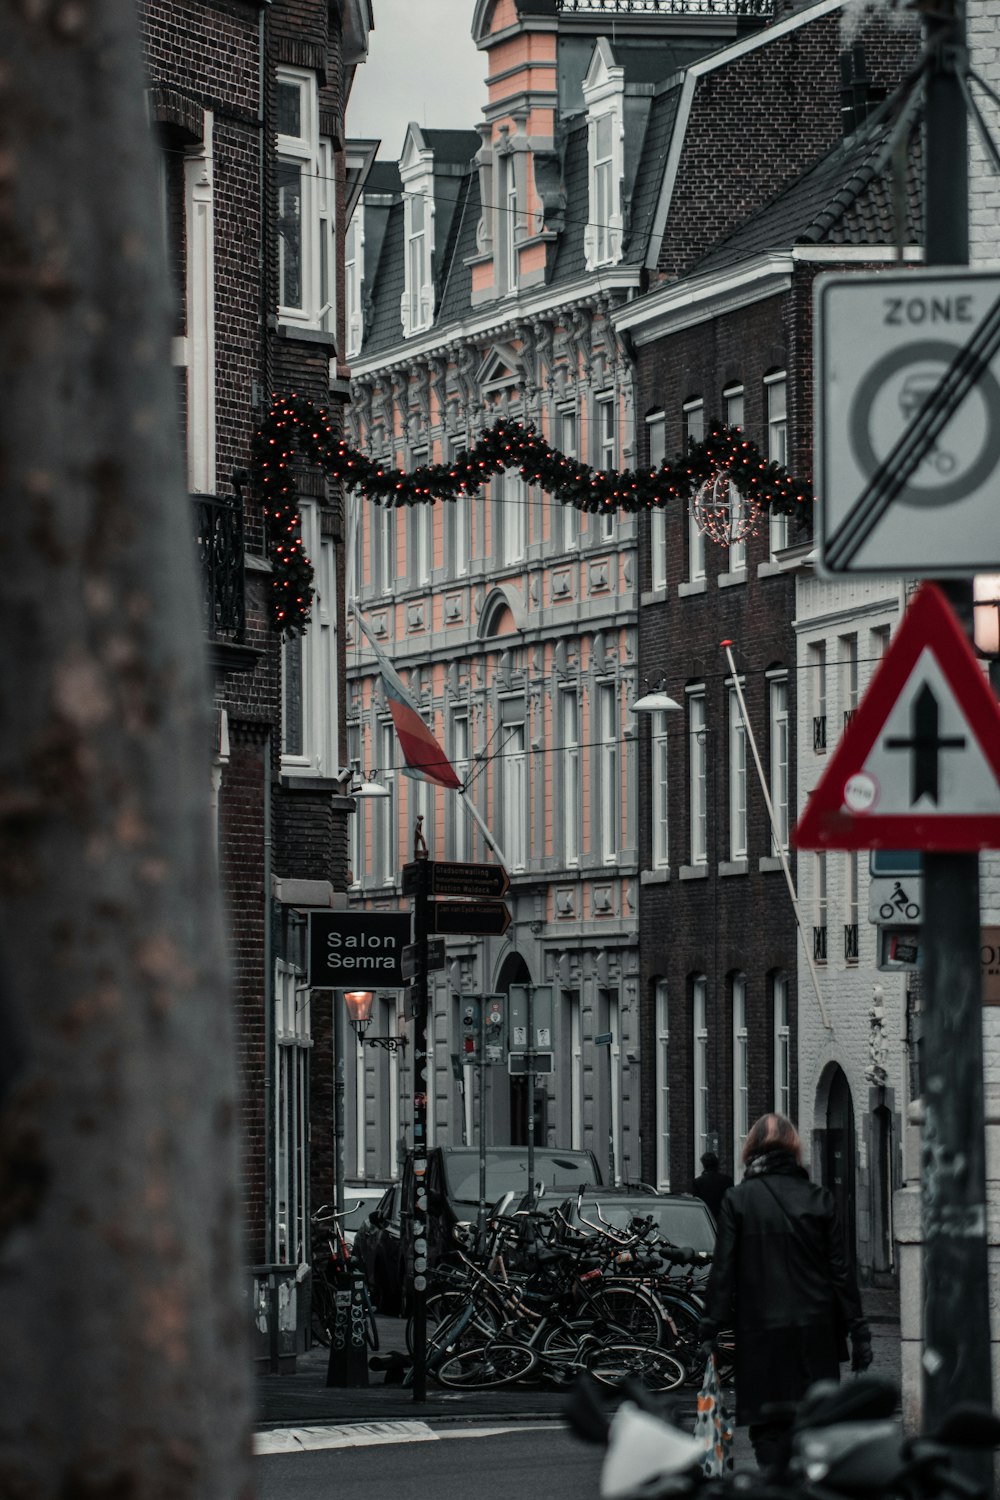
[[794, 583, 1000, 851]]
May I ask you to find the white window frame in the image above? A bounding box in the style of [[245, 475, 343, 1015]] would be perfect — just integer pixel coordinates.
[[569, 990, 583, 1150], [556, 409, 580, 552], [688, 688, 707, 867], [647, 410, 667, 591], [732, 974, 748, 1173], [500, 718, 527, 873], [839, 633, 859, 724], [766, 373, 788, 557], [409, 492, 432, 587], [724, 385, 745, 574], [281, 500, 339, 778], [684, 400, 706, 582], [182, 114, 216, 494], [399, 136, 436, 338], [768, 673, 790, 854], [655, 980, 670, 1190], [449, 712, 471, 860], [495, 148, 518, 296], [651, 708, 669, 871], [599, 683, 619, 863], [773, 972, 790, 1116], [345, 210, 364, 359], [274, 959, 312, 1265], [498, 464, 526, 567], [594, 393, 616, 540], [816, 851, 828, 957], [561, 688, 581, 867], [375, 720, 396, 885], [276, 70, 334, 333], [693, 976, 708, 1176], [582, 41, 624, 270], [809, 639, 828, 754], [728, 685, 747, 860], [846, 851, 859, 963]]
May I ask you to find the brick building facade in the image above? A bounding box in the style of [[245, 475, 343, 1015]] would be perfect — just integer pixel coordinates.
[[614, 1, 922, 1256], [138, 0, 374, 1345]]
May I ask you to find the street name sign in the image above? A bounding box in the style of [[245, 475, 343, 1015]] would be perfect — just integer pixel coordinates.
[[308, 911, 411, 988], [794, 584, 1000, 851], [429, 899, 512, 937], [402, 859, 510, 899], [815, 269, 1000, 575], [400, 937, 446, 982]]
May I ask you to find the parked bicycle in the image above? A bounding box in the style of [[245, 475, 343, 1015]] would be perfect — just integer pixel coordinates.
[[309, 1201, 379, 1353]]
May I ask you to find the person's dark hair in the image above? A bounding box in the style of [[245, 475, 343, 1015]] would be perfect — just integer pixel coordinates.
[[700, 1151, 719, 1171], [741, 1112, 802, 1167]]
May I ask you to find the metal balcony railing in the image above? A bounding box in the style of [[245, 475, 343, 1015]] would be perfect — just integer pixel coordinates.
[[844, 923, 859, 962], [192, 494, 245, 642], [557, 0, 773, 14], [813, 925, 827, 962], [843, 707, 858, 729], [813, 714, 827, 752]]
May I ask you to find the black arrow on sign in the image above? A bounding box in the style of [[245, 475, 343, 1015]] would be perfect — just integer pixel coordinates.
[[885, 682, 966, 805]]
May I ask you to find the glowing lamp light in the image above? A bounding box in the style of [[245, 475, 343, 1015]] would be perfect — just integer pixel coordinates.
[[343, 990, 375, 1035], [974, 575, 1000, 659]]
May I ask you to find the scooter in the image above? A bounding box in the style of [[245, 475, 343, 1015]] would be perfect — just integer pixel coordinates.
[[566, 1373, 1000, 1498]]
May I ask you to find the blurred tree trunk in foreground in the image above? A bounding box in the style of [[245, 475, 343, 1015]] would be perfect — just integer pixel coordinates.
[[0, 2, 253, 1496]]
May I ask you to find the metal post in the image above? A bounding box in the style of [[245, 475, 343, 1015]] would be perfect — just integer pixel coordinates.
[[526, 985, 535, 1205], [921, 0, 993, 1471], [410, 861, 430, 1404], [607, 1038, 615, 1188], [478, 997, 487, 1245], [333, 991, 346, 1221]]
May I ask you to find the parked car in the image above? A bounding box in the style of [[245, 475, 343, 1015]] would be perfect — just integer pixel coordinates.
[[351, 1145, 602, 1314], [352, 1182, 406, 1313], [565, 1191, 717, 1283]]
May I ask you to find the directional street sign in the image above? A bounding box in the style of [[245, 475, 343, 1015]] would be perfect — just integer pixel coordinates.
[[815, 269, 1000, 576], [794, 583, 1000, 851], [428, 898, 512, 937], [400, 937, 446, 982], [402, 859, 509, 899]]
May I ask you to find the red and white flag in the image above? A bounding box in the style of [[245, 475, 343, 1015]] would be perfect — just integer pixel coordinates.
[[355, 611, 463, 790]]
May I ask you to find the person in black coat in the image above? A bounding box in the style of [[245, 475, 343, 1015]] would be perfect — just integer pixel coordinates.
[[699, 1112, 873, 1472], [691, 1151, 733, 1222]]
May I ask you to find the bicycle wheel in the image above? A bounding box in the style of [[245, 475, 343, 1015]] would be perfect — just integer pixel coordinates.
[[362, 1286, 379, 1351], [587, 1341, 685, 1394], [435, 1341, 538, 1390], [585, 1280, 664, 1345], [659, 1295, 704, 1382], [310, 1278, 334, 1347], [407, 1292, 500, 1356]]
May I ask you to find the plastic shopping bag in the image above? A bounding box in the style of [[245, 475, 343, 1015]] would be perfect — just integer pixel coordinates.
[[693, 1353, 734, 1478]]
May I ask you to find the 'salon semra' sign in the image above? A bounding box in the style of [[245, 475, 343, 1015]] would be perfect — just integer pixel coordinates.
[[308, 911, 411, 988]]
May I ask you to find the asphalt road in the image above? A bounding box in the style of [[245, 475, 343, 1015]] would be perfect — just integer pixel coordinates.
[[255, 1424, 602, 1500]]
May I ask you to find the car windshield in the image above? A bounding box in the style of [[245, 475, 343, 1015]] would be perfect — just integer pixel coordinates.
[[443, 1149, 599, 1203], [580, 1199, 715, 1254]]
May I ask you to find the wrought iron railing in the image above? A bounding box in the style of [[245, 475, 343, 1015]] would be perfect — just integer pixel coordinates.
[[813, 714, 827, 752], [813, 925, 827, 962], [192, 494, 245, 641], [557, 0, 773, 14], [843, 707, 857, 729], [844, 923, 859, 962]]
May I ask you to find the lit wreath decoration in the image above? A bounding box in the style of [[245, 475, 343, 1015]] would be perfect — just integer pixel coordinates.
[[251, 394, 813, 634], [691, 468, 763, 547]]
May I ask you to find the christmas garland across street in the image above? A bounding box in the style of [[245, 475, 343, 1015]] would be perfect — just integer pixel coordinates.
[[251, 393, 815, 635]]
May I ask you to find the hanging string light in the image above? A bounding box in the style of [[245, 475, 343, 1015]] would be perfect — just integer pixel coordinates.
[[692, 468, 763, 547], [251, 394, 814, 634]]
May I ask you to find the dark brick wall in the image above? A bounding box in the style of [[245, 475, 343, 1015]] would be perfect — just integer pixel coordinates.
[[139, 0, 353, 1265], [635, 291, 801, 1189], [657, 10, 921, 280]]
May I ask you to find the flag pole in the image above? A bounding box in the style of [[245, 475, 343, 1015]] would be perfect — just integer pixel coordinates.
[[722, 640, 832, 1031], [458, 785, 509, 873]]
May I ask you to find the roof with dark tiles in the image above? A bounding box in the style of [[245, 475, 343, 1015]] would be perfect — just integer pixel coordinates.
[[623, 80, 684, 266], [690, 113, 923, 275], [435, 173, 481, 329], [365, 161, 402, 195], [364, 197, 405, 354], [420, 129, 483, 165]]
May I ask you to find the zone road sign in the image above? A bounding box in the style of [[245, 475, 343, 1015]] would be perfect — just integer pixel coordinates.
[[794, 583, 1000, 851], [815, 269, 1000, 576]]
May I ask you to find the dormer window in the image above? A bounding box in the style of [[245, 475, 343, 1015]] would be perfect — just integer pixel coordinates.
[[582, 39, 624, 271], [276, 69, 336, 333], [496, 147, 518, 296], [399, 128, 436, 337], [345, 211, 364, 360]]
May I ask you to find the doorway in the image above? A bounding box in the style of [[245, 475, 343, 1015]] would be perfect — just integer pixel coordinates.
[[822, 1065, 857, 1266]]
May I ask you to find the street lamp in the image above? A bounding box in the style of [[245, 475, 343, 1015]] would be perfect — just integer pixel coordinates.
[[630, 679, 684, 714], [350, 767, 390, 798], [343, 989, 407, 1052], [973, 574, 1000, 658]]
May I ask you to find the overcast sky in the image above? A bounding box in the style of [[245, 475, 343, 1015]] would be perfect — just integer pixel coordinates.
[[348, 0, 486, 159]]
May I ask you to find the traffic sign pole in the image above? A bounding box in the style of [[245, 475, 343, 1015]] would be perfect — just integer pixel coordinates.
[[922, 10, 992, 1476], [405, 858, 431, 1404]]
